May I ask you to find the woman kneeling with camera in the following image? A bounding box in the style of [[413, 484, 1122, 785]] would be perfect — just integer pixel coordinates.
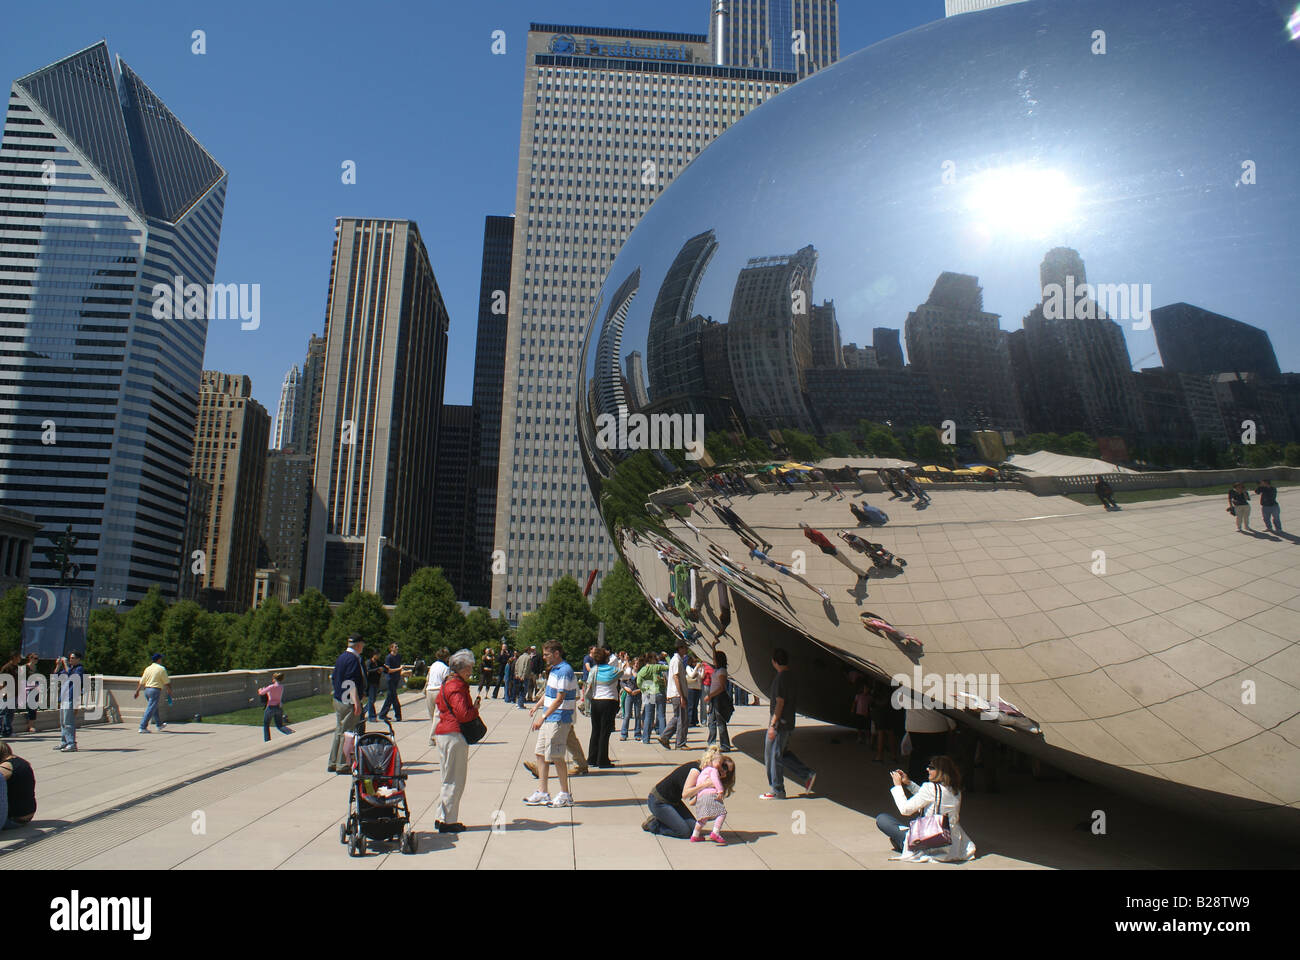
[[875, 755, 976, 862]]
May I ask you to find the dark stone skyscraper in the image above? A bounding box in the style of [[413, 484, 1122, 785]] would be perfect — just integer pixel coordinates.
[[1017, 249, 1143, 439], [872, 327, 904, 368], [432, 404, 474, 598], [0, 42, 227, 608], [292, 334, 327, 461], [904, 273, 1024, 432], [261, 451, 313, 599], [1152, 303, 1280, 378], [464, 215, 513, 607], [810, 301, 843, 368]]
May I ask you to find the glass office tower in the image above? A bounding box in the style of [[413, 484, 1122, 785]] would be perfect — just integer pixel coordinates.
[[707, 0, 839, 78], [0, 42, 226, 607]]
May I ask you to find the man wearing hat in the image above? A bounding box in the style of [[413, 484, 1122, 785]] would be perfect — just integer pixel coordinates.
[[133, 653, 173, 734], [328, 634, 367, 773]]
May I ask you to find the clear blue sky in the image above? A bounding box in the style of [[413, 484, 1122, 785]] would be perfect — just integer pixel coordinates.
[[0, 0, 944, 417]]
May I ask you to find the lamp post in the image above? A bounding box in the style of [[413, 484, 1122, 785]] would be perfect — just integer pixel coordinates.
[[44, 523, 80, 583]]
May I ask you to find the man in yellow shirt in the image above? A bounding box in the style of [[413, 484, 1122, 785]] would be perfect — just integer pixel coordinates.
[[133, 654, 173, 733]]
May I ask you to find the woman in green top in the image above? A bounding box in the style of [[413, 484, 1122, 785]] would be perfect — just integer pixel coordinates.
[[637, 659, 668, 744]]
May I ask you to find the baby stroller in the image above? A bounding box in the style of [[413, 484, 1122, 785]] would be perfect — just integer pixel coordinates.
[[838, 531, 907, 571], [849, 501, 888, 525], [339, 717, 417, 856]]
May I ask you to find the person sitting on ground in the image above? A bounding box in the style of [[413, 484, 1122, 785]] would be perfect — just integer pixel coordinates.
[[0, 741, 36, 829], [875, 755, 976, 862], [689, 745, 735, 845]]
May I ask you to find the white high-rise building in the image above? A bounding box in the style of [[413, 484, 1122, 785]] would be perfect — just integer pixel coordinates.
[[492, 16, 842, 619], [273, 365, 299, 450]]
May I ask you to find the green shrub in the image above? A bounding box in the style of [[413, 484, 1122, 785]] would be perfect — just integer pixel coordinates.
[[406, 674, 427, 691]]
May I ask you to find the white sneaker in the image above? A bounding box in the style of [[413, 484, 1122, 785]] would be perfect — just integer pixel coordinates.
[[548, 792, 574, 807], [523, 790, 551, 805], [137, 728, 150, 734]]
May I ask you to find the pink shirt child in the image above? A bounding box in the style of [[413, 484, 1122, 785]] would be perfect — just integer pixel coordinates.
[[258, 681, 284, 707], [696, 764, 723, 801]]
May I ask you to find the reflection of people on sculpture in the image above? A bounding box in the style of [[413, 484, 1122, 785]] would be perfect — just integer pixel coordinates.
[[880, 470, 903, 499], [705, 554, 796, 616], [800, 521, 868, 580], [860, 612, 923, 652], [748, 546, 831, 601], [714, 579, 732, 637], [838, 531, 907, 572], [849, 501, 889, 526], [710, 502, 771, 550], [902, 472, 931, 504]]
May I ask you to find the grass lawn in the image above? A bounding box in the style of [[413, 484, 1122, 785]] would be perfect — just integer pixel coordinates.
[[200, 692, 337, 726], [1063, 479, 1297, 507]]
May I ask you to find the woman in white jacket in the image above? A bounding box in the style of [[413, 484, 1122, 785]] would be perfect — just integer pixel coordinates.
[[876, 755, 976, 862]]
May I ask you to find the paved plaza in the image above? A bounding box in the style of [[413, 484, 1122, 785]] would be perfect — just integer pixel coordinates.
[[0, 690, 1287, 869]]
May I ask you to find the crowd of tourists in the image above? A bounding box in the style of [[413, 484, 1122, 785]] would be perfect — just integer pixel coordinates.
[[1, 635, 976, 862]]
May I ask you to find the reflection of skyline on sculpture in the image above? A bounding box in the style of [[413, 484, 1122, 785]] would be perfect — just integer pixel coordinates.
[[585, 0, 1300, 394], [602, 229, 1289, 450]]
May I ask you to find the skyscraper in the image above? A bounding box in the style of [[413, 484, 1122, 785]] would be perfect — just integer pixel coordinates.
[[905, 272, 1024, 432], [431, 404, 474, 598], [625, 351, 650, 410], [708, 0, 840, 79], [646, 229, 718, 405], [1017, 248, 1143, 439], [177, 476, 210, 602], [466, 216, 514, 608], [305, 218, 449, 603], [1151, 302, 1280, 378], [492, 21, 807, 619], [292, 334, 327, 459], [872, 327, 904, 368], [273, 365, 300, 450], [727, 245, 819, 432], [260, 450, 313, 599], [191, 372, 270, 612], [0, 42, 227, 608], [809, 300, 842, 368]]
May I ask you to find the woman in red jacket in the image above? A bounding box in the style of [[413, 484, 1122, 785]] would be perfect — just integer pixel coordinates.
[[434, 649, 482, 834]]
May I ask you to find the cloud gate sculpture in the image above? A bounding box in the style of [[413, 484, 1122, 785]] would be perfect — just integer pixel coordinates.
[[577, 0, 1300, 838]]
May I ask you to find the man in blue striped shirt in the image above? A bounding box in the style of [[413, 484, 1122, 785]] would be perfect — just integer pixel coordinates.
[[524, 640, 577, 807]]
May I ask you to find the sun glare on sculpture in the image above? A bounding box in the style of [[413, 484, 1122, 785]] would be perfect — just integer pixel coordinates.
[[963, 167, 1079, 240]]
